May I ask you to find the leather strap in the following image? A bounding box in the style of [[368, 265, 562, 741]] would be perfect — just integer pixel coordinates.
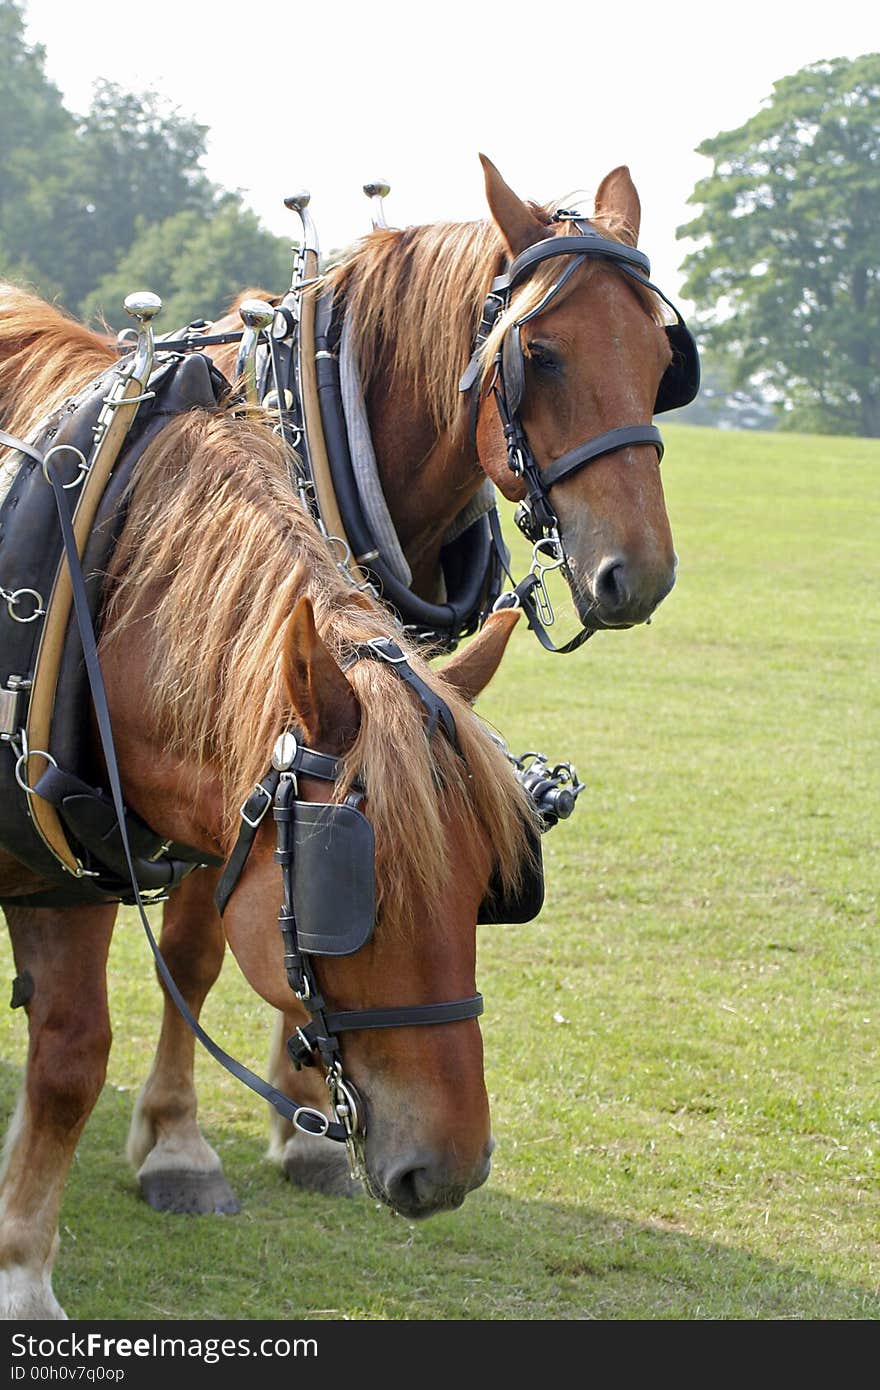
[[0, 428, 45, 467], [541, 425, 664, 490], [323, 994, 483, 1034], [500, 233, 650, 294], [213, 771, 281, 917], [347, 637, 458, 747]]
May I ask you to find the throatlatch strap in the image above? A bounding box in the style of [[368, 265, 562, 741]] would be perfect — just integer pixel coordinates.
[[213, 771, 281, 917]]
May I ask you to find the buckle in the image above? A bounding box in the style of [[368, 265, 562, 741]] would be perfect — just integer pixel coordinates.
[[285, 1027, 315, 1070], [239, 782, 273, 829], [291, 1106, 330, 1137], [366, 636, 408, 664]]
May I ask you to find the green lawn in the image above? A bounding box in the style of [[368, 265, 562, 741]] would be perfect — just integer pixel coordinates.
[[1, 423, 878, 1319]]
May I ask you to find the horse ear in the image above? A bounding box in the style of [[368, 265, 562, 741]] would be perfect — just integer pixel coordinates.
[[283, 596, 361, 750], [441, 608, 521, 704], [480, 154, 548, 258], [593, 166, 641, 245]]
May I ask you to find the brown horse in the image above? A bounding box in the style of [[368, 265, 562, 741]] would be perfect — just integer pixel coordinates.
[[0, 283, 533, 1319], [135, 156, 682, 1200]]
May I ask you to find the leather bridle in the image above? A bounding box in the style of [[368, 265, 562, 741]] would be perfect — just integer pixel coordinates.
[[458, 216, 700, 653]]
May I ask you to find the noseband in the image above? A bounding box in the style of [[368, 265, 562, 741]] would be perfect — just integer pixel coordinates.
[[459, 216, 700, 651]]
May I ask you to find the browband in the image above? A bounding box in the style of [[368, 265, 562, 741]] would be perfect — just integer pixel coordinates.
[[499, 231, 651, 294]]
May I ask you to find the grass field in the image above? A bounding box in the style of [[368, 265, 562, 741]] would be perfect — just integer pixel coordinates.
[[1, 423, 878, 1320]]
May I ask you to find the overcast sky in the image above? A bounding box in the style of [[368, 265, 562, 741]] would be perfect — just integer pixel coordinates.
[[21, 0, 877, 310]]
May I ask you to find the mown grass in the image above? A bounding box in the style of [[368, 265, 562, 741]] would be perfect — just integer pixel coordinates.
[[1, 423, 878, 1319]]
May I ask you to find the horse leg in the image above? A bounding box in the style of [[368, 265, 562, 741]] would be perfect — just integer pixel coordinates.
[[0, 903, 115, 1320], [125, 872, 239, 1214], [266, 1009, 361, 1196]]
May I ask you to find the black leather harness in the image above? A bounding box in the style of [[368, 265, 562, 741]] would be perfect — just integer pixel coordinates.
[[0, 354, 228, 905], [309, 292, 505, 648]]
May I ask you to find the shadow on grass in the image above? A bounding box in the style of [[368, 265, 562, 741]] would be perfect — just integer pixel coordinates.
[[0, 1060, 874, 1322]]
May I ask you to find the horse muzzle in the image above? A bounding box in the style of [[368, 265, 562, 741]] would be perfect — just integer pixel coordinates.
[[566, 545, 677, 631], [374, 1140, 494, 1219]]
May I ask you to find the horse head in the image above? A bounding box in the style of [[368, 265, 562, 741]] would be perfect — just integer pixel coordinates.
[[474, 156, 679, 631], [221, 599, 528, 1218]]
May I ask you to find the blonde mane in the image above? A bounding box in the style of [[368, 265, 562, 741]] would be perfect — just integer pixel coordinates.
[[324, 204, 663, 432], [101, 410, 533, 928], [0, 283, 114, 437]]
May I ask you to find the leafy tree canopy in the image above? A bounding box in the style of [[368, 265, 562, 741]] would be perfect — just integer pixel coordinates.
[[679, 54, 880, 437], [85, 203, 294, 332], [0, 0, 291, 325]]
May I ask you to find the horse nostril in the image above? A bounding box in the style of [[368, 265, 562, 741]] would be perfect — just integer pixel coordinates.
[[383, 1152, 488, 1217], [594, 555, 629, 611], [388, 1164, 433, 1214]]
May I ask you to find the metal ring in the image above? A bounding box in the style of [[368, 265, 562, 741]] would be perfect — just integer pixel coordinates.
[[325, 534, 352, 566], [332, 1076, 361, 1138], [6, 588, 45, 623], [41, 443, 89, 489], [14, 748, 57, 795], [532, 536, 565, 568], [291, 1106, 330, 1138]]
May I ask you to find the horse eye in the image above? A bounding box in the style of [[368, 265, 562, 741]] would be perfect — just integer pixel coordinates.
[[526, 341, 562, 373]]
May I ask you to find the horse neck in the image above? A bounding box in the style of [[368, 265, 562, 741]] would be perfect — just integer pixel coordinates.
[[366, 358, 485, 600]]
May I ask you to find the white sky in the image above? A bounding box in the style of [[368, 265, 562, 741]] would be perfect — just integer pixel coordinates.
[[21, 0, 878, 310]]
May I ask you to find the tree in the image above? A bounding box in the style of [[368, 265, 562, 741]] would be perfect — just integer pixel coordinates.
[[0, 1, 292, 326], [84, 202, 294, 332], [678, 54, 880, 437], [63, 80, 216, 302], [674, 355, 777, 432], [0, 0, 77, 300], [0, 1, 220, 310]]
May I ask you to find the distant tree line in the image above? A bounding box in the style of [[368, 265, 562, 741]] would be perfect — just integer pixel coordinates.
[[679, 53, 880, 438], [3, 4, 878, 435], [0, 0, 293, 330]]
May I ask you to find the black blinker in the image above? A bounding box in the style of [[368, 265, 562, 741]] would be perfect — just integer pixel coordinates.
[[655, 321, 701, 416], [478, 817, 544, 925], [287, 801, 376, 956]]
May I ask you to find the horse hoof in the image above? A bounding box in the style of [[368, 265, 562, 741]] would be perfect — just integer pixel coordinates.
[[281, 1143, 362, 1198], [139, 1168, 241, 1215]]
